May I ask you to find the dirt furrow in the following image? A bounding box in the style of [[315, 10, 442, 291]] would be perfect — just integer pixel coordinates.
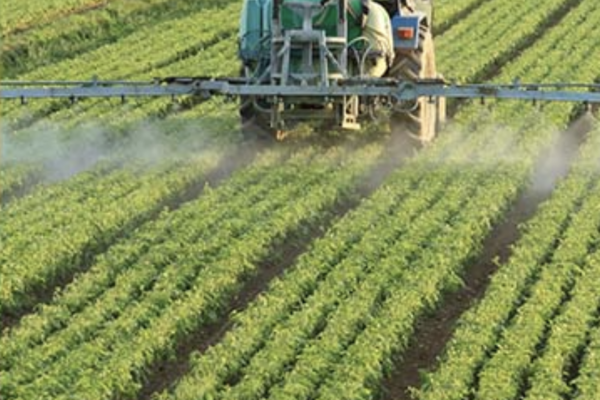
[[136, 135, 417, 399], [0, 143, 259, 331], [380, 114, 593, 400]]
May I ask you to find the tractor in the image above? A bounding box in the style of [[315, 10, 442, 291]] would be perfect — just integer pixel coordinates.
[[238, 0, 445, 141], [2, 0, 598, 138]]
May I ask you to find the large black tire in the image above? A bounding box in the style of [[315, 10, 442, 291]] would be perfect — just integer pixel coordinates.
[[387, 24, 445, 145]]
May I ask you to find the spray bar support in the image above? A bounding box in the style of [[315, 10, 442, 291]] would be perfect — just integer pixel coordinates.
[[1, 78, 600, 104]]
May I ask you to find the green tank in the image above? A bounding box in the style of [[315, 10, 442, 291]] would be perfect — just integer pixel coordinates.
[[239, 0, 394, 78], [280, 0, 365, 41]]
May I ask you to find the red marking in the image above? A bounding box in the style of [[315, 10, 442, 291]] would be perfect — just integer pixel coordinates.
[[397, 27, 415, 40]]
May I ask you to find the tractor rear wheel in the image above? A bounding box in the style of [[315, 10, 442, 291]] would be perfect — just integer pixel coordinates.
[[387, 24, 445, 145]]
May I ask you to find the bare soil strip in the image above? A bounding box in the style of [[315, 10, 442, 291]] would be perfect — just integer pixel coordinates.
[[0, 143, 259, 331], [381, 115, 593, 400], [136, 198, 347, 400], [137, 135, 416, 399]]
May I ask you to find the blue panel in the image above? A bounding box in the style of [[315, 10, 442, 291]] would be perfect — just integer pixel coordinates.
[[391, 14, 421, 50]]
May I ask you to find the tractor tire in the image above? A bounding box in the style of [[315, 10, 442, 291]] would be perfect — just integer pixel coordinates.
[[387, 23, 445, 145]]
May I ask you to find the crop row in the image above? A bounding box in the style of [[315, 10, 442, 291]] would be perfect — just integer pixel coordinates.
[[0, 84, 485, 399], [0, 143, 383, 400], [24, 38, 240, 137], [0, 164, 40, 205], [572, 134, 600, 399], [251, 172, 515, 400], [414, 1, 600, 397], [490, 127, 600, 400], [416, 125, 600, 400], [473, 172, 600, 400], [434, 0, 489, 34], [0, 148, 288, 366], [576, 313, 600, 400], [158, 101, 529, 400], [451, 0, 600, 134], [2, 4, 598, 400], [3, 1, 241, 128], [161, 0, 600, 397], [509, 126, 600, 400], [312, 169, 522, 400], [436, 0, 581, 82], [0, 147, 308, 393], [3, 0, 236, 78], [9, 6, 572, 394], [1, 0, 110, 36], [0, 152, 222, 316], [0, 161, 120, 231], [526, 239, 600, 400]]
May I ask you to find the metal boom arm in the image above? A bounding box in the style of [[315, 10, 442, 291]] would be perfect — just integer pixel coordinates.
[[1, 78, 600, 105]]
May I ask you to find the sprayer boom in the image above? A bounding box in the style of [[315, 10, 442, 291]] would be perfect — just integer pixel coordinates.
[[1, 78, 600, 105]]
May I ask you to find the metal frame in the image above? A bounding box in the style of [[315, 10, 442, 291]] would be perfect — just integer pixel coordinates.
[[270, 0, 349, 85], [3, 1, 597, 131], [266, 0, 360, 129], [2, 78, 600, 104]]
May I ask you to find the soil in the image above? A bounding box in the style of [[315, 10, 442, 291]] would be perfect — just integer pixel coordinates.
[[0, 144, 258, 332], [136, 209, 333, 399], [137, 134, 414, 399], [380, 114, 592, 400]]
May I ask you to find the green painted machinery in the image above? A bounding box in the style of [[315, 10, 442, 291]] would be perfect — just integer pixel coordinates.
[[5, 1, 599, 144], [238, 0, 444, 141]]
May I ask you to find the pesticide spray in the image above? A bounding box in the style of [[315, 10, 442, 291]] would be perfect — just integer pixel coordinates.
[[0, 116, 228, 183]]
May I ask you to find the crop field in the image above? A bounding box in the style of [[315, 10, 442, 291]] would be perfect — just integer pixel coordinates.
[[1, 0, 600, 399]]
